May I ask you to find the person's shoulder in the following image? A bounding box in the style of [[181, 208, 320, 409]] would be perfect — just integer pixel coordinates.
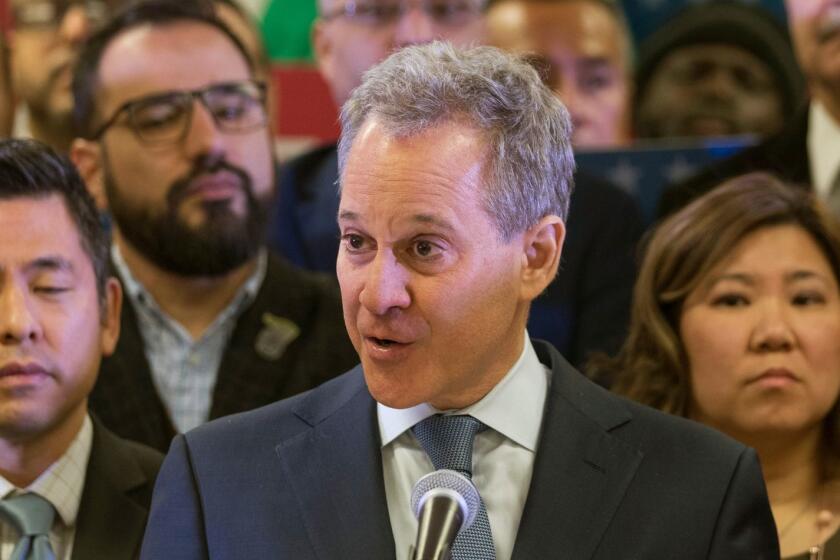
[[539, 340, 747, 464], [568, 170, 644, 232], [182, 366, 366, 451], [91, 417, 164, 476], [261, 251, 341, 301], [279, 143, 339, 191], [657, 106, 811, 218]]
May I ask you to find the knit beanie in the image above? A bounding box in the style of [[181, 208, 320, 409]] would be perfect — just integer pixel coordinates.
[[634, 1, 805, 118]]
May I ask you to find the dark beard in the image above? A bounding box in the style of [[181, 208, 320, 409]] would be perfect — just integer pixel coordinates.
[[105, 155, 271, 277]]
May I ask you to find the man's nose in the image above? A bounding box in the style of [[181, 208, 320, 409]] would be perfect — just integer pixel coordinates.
[[393, 4, 438, 48], [0, 283, 41, 346], [358, 251, 411, 316], [182, 99, 227, 159]]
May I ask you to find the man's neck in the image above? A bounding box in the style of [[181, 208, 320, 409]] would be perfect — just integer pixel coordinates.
[[0, 405, 86, 488], [27, 114, 74, 154], [115, 234, 259, 340]]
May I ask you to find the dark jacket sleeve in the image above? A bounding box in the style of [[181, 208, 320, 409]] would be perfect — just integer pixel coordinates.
[[706, 447, 780, 559], [141, 435, 209, 560]]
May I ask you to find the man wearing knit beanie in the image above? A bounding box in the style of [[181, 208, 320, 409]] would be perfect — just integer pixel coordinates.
[[655, 1, 840, 218], [635, 1, 804, 140]]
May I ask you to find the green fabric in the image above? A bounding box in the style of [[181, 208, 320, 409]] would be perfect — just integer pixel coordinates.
[[261, 0, 317, 62]]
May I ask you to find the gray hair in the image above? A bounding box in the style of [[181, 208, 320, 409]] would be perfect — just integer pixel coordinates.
[[337, 41, 575, 239]]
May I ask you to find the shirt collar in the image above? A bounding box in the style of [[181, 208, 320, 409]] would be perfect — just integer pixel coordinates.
[[0, 415, 94, 528], [377, 332, 549, 452], [808, 101, 840, 197], [112, 244, 267, 338]]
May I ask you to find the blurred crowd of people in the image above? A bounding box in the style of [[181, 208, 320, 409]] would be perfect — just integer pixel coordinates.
[[0, 0, 838, 558]]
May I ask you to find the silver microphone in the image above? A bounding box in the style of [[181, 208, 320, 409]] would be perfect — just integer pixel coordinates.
[[409, 469, 481, 560]]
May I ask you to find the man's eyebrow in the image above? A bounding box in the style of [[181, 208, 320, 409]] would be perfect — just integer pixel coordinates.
[[410, 214, 455, 231], [24, 256, 76, 274], [338, 210, 359, 222], [337, 211, 455, 231]]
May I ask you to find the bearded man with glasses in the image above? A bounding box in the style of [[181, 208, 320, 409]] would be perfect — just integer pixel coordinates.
[[68, 0, 359, 454]]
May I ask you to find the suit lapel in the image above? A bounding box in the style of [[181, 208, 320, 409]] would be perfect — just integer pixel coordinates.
[[91, 262, 176, 452], [72, 420, 156, 560], [512, 343, 642, 560], [276, 369, 395, 560]]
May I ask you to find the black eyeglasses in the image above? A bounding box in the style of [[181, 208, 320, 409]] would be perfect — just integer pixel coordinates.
[[13, 0, 117, 29], [320, 0, 487, 27], [92, 81, 269, 146]]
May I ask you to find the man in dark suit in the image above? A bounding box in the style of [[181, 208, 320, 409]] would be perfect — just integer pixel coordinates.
[[273, 0, 642, 369], [658, 0, 836, 217], [0, 138, 161, 559], [68, 1, 358, 453], [143, 43, 778, 559]]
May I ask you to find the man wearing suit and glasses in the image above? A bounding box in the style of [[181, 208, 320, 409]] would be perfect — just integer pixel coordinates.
[[143, 41, 780, 559]]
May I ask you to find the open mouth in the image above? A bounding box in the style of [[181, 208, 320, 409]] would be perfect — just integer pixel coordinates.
[[371, 337, 399, 348]]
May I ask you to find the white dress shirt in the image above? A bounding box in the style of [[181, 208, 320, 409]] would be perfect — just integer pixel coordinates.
[[808, 101, 840, 198], [0, 415, 93, 560], [379, 333, 550, 560]]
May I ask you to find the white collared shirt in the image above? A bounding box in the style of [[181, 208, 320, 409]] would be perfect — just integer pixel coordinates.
[[808, 101, 840, 198], [379, 333, 550, 560], [0, 415, 93, 560]]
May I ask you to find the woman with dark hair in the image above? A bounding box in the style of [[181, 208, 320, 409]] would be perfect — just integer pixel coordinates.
[[592, 173, 840, 558]]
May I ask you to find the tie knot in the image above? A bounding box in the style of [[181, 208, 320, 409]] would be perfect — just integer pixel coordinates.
[[0, 493, 55, 537], [412, 415, 486, 476]]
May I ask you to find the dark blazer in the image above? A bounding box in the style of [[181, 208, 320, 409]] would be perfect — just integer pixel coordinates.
[[72, 417, 162, 560], [271, 145, 643, 368], [141, 340, 779, 559], [657, 105, 811, 218], [90, 252, 359, 453]]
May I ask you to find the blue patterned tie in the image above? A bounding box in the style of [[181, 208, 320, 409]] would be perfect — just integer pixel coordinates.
[[412, 415, 496, 560], [0, 493, 56, 560]]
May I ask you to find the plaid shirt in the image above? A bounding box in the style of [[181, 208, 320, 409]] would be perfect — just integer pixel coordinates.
[[112, 245, 267, 433], [0, 415, 93, 560]]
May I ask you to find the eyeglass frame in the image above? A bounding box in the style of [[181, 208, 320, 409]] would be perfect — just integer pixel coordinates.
[[319, 0, 489, 26], [12, 0, 114, 29], [90, 80, 269, 145]]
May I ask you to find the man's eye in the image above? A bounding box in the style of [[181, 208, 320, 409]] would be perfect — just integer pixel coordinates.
[[410, 240, 441, 258], [33, 286, 70, 295], [353, 3, 400, 23], [341, 233, 367, 251], [133, 103, 183, 130]]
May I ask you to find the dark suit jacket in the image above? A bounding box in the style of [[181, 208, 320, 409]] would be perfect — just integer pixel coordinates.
[[270, 144, 643, 369], [72, 417, 162, 560], [141, 340, 779, 559], [657, 105, 811, 218], [90, 252, 359, 453]]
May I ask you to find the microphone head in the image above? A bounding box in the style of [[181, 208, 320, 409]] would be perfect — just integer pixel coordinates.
[[410, 469, 480, 532]]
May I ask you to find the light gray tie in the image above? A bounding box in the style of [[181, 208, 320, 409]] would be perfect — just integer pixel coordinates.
[[0, 493, 56, 560], [412, 415, 496, 560]]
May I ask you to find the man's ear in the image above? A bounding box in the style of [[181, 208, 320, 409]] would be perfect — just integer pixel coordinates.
[[520, 215, 565, 301], [100, 277, 122, 357], [70, 138, 107, 211]]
